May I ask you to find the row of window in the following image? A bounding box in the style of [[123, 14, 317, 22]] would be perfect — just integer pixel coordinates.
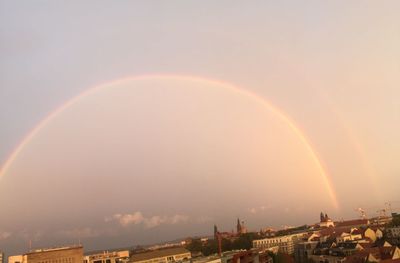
[[91, 259, 112, 263], [256, 239, 290, 245], [35, 257, 75, 263]]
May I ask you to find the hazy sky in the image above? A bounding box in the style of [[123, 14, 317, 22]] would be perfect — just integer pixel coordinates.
[[1, 0, 400, 256]]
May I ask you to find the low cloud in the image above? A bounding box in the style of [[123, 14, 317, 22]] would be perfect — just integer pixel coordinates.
[[0, 231, 12, 240], [106, 211, 189, 228], [248, 205, 272, 214]]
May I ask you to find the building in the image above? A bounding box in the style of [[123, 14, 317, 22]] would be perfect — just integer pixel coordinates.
[[129, 247, 191, 263], [8, 255, 24, 263], [237, 219, 247, 235], [294, 241, 319, 263], [362, 227, 383, 242], [343, 246, 400, 263], [9, 246, 83, 263], [84, 251, 129, 263], [253, 233, 305, 254], [256, 250, 273, 263], [218, 250, 271, 263], [320, 212, 334, 228], [231, 250, 259, 263], [334, 228, 363, 243], [309, 254, 345, 263], [387, 227, 400, 238], [191, 255, 221, 263], [214, 218, 248, 243], [370, 216, 392, 226]]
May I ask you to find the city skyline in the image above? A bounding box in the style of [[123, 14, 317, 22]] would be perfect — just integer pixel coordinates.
[[1, 0, 400, 256]]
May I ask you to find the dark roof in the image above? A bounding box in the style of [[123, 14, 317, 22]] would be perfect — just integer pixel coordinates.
[[342, 245, 398, 263], [344, 252, 369, 263], [130, 247, 190, 262], [358, 243, 373, 250], [336, 220, 369, 228], [335, 242, 358, 249]]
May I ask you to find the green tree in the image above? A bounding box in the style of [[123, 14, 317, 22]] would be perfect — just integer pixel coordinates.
[[186, 238, 203, 253], [202, 239, 218, 256], [389, 214, 400, 227]]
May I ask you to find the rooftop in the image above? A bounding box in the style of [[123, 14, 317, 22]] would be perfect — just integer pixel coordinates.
[[130, 247, 190, 262], [27, 246, 83, 255]]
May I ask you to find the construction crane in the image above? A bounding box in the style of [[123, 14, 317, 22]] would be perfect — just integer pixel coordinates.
[[385, 202, 393, 214], [355, 207, 367, 219], [376, 208, 387, 218]]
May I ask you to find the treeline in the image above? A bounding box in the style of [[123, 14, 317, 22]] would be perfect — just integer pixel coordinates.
[[388, 213, 400, 227], [186, 233, 260, 256]]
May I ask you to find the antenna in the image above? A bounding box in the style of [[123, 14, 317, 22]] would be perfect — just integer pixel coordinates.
[[354, 208, 367, 219], [376, 209, 387, 218]]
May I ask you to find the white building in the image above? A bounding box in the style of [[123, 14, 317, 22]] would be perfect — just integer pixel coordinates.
[[8, 255, 25, 263], [8, 246, 83, 263], [129, 247, 191, 263], [253, 233, 305, 254], [84, 251, 129, 263]]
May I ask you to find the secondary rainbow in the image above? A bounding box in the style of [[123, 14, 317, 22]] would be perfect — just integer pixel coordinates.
[[0, 74, 339, 209]]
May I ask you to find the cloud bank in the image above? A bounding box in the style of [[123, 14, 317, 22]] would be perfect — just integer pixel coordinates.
[[106, 212, 189, 228]]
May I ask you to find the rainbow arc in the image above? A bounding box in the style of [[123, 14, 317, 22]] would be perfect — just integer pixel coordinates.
[[0, 74, 339, 209]]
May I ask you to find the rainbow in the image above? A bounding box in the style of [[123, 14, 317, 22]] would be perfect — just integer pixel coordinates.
[[0, 74, 339, 209]]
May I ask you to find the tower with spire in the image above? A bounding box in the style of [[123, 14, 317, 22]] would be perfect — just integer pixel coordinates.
[[237, 218, 241, 233], [236, 218, 247, 234], [319, 212, 334, 228]]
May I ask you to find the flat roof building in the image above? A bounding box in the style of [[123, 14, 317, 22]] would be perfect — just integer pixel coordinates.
[[129, 247, 191, 263], [253, 233, 306, 255], [8, 246, 83, 263], [84, 251, 129, 263]]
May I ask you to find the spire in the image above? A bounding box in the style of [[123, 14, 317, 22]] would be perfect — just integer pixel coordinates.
[[237, 218, 241, 233]]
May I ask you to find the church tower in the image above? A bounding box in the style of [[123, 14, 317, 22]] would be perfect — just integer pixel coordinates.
[[237, 218, 242, 233]]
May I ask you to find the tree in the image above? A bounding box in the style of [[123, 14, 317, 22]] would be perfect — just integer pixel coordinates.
[[202, 239, 218, 256], [389, 214, 400, 227], [186, 238, 203, 253]]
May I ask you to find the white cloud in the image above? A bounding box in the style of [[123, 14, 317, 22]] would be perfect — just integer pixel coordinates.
[[106, 212, 189, 228], [248, 205, 272, 214], [249, 208, 257, 214], [108, 212, 145, 227], [0, 231, 12, 240]]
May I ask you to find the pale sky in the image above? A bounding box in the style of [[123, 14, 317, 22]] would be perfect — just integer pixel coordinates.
[[1, 0, 400, 256]]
